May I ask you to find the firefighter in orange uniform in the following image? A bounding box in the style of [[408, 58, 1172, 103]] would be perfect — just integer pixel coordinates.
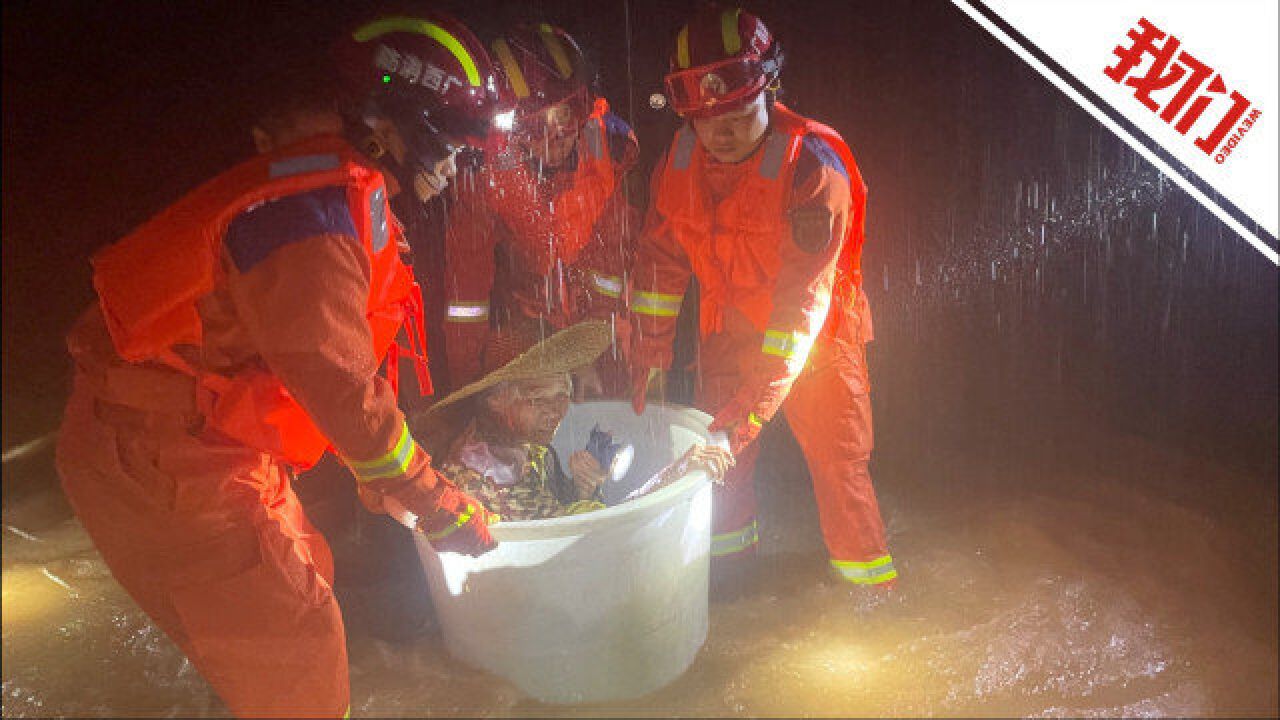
[[631, 6, 896, 590], [441, 22, 639, 395], [54, 13, 508, 718]]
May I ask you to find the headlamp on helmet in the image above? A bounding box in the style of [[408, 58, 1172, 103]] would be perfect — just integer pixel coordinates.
[[339, 13, 514, 174], [661, 6, 784, 118], [491, 23, 593, 142]]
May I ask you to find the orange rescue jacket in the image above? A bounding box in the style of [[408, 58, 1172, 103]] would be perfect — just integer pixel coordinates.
[[649, 103, 866, 342], [91, 135, 429, 468]]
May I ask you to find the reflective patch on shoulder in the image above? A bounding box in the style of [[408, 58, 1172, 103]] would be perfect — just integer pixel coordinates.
[[671, 126, 696, 170], [269, 153, 340, 178], [795, 135, 850, 189], [790, 206, 834, 255], [225, 186, 355, 272], [758, 132, 791, 180], [369, 186, 389, 253]]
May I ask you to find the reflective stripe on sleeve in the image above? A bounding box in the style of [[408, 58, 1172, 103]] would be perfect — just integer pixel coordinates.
[[348, 420, 416, 483], [711, 519, 759, 557], [590, 272, 623, 298], [761, 329, 811, 359], [829, 555, 897, 585], [632, 289, 684, 317], [445, 301, 490, 323]]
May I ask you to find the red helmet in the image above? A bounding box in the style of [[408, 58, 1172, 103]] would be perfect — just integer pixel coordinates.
[[491, 23, 592, 139], [663, 6, 784, 118], [335, 13, 511, 157]]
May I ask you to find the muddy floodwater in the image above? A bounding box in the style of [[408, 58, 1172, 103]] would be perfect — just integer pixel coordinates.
[[4, 410, 1275, 717]]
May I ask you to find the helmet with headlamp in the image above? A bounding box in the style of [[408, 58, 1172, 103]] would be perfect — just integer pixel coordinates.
[[490, 22, 593, 142], [663, 6, 784, 118], [335, 12, 513, 184]]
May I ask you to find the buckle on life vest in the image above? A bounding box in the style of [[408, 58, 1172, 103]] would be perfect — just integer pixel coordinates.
[[201, 366, 330, 469], [401, 282, 433, 397]]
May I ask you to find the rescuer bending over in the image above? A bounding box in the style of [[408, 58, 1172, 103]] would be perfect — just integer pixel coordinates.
[[55, 11, 511, 717]]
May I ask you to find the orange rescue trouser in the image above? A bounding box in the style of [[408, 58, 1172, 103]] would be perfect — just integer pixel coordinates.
[[695, 310, 891, 582], [55, 378, 349, 718]]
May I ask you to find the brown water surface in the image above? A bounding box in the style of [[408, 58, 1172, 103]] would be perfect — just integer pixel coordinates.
[[3, 422, 1275, 717]]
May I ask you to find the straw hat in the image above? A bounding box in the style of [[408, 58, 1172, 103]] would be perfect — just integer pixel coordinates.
[[424, 320, 613, 417]]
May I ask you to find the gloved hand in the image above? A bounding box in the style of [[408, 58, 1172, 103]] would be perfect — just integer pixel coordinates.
[[709, 355, 799, 454], [416, 482, 499, 557], [707, 392, 766, 456], [357, 483, 387, 515], [361, 469, 498, 557]]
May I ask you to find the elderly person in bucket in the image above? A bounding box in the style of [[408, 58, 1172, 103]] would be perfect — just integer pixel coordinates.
[[412, 321, 733, 521]]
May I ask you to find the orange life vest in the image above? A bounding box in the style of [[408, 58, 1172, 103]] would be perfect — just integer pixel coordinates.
[[653, 103, 867, 340], [482, 97, 621, 273], [91, 134, 430, 468]]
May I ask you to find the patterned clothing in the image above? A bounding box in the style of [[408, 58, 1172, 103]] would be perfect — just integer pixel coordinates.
[[438, 422, 604, 521]]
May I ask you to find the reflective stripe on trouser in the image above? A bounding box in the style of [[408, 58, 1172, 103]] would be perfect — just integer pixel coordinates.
[[830, 554, 896, 585], [696, 317, 889, 571], [783, 329, 890, 574], [711, 517, 760, 557], [55, 386, 350, 718]]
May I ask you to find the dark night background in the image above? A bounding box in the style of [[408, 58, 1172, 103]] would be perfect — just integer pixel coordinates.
[[3, 0, 1276, 497]]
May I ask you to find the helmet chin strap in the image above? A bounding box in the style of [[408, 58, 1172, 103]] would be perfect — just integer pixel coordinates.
[[414, 171, 452, 203], [344, 100, 450, 209], [359, 131, 449, 219], [760, 42, 785, 88]]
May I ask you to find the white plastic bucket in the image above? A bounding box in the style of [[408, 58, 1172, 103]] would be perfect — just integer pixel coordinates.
[[413, 401, 723, 704]]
